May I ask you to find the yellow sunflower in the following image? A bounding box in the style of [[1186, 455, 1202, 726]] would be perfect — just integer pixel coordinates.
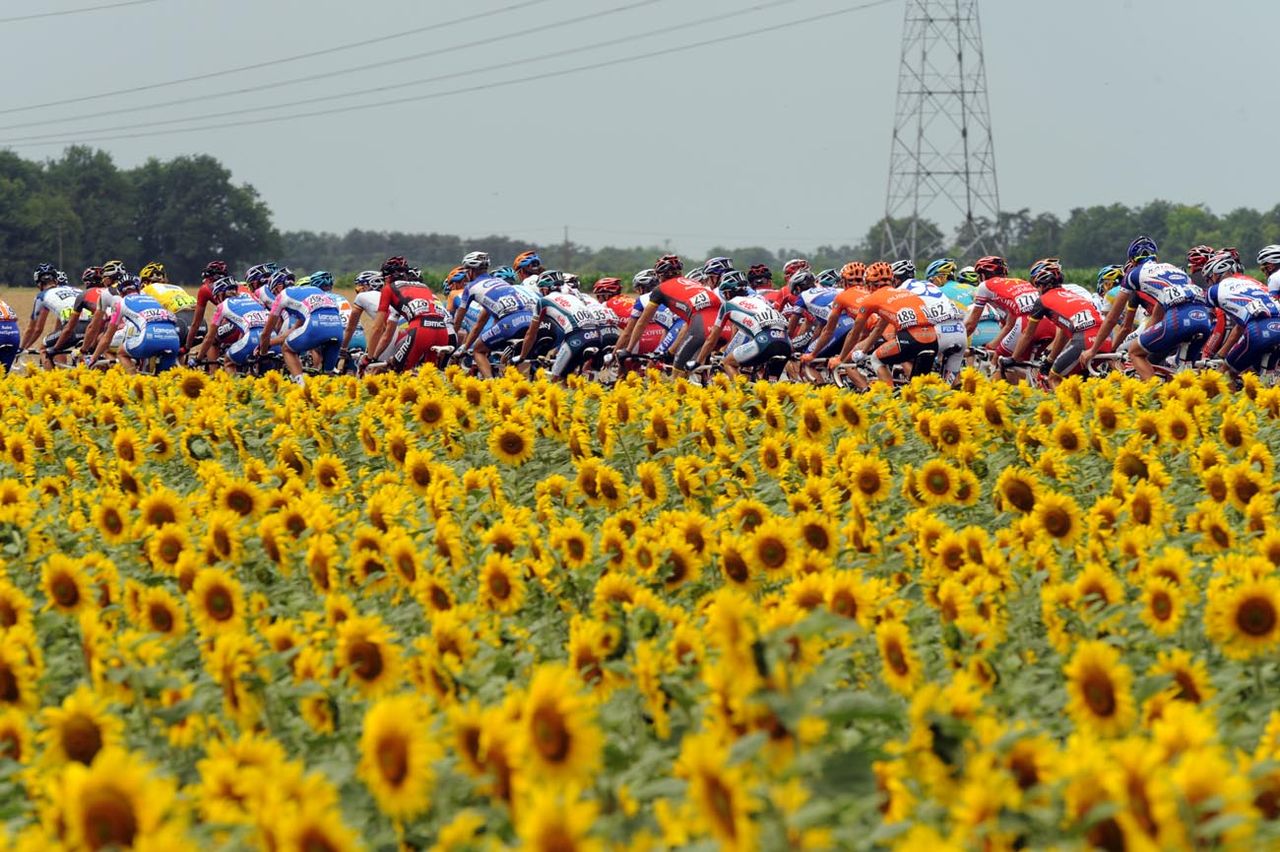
[[876, 620, 921, 696], [1206, 578, 1280, 660], [41, 554, 93, 615], [335, 615, 402, 697], [1064, 640, 1135, 738], [38, 685, 123, 767], [188, 567, 246, 637], [357, 694, 439, 820], [489, 422, 535, 466], [56, 748, 182, 851], [520, 663, 603, 785]]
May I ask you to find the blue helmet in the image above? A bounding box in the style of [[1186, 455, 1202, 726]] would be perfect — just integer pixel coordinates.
[[268, 267, 295, 293], [815, 268, 841, 288], [492, 265, 519, 284], [212, 276, 239, 301], [1127, 235, 1158, 263], [309, 270, 334, 291], [118, 275, 142, 295], [925, 258, 957, 281], [703, 256, 734, 277]]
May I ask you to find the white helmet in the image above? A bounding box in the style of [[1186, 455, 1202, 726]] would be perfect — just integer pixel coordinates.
[[1258, 245, 1280, 267], [563, 272, 581, 290], [462, 251, 490, 270], [1203, 249, 1243, 280], [632, 268, 659, 293]]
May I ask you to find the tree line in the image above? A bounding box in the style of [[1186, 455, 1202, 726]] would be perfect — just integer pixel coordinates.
[[3, 146, 1278, 285]]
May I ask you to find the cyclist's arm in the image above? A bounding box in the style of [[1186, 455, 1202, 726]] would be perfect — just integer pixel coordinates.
[[366, 310, 391, 357], [19, 308, 47, 350], [805, 310, 842, 359], [516, 310, 544, 360], [257, 314, 280, 355], [184, 291, 209, 351], [624, 302, 659, 354], [1215, 324, 1242, 360], [88, 314, 121, 363], [856, 317, 889, 355], [691, 317, 726, 367], [462, 308, 490, 351], [341, 305, 365, 351], [1087, 291, 1131, 358]]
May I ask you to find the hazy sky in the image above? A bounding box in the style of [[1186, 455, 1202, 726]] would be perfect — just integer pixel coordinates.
[[2, 0, 1274, 254]]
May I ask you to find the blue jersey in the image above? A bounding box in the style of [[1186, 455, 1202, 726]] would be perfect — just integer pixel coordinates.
[[474, 283, 536, 320], [1208, 276, 1280, 326], [1123, 261, 1206, 308], [270, 285, 341, 327]]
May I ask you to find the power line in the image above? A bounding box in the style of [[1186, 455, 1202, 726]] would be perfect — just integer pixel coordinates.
[[0, 0, 806, 140], [0, 0, 557, 115], [0, 0, 157, 24], [0, 0, 661, 130], [1, 0, 895, 148]]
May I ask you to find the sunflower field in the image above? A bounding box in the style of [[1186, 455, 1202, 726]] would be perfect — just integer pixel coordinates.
[[2, 365, 1280, 850]]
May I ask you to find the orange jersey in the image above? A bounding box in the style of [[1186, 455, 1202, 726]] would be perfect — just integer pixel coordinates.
[[833, 286, 870, 320], [857, 288, 932, 331]]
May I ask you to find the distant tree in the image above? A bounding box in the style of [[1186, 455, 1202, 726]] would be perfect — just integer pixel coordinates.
[[1059, 204, 1139, 266], [45, 146, 135, 271]]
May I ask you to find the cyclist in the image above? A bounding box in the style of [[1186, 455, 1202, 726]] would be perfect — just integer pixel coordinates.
[[689, 270, 790, 380], [365, 266, 453, 374], [624, 254, 722, 374], [140, 266, 198, 349], [615, 269, 684, 361], [1258, 245, 1280, 298], [1203, 249, 1280, 376], [184, 261, 234, 353], [516, 270, 608, 381], [0, 293, 16, 373], [782, 259, 810, 281], [702, 257, 734, 290], [751, 264, 789, 309], [456, 253, 537, 379], [1012, 258, 1105, 383], [86, 274, 181, 373], [195, 276, 275, 373], [897, 267, 968, 383], [1083, 236, 1212, 381], [840, 262, 867, 289], [342, 270, 390, 363], [20, 264, 79, 367], [1186, 245, 1215, 287], [964, 256, 1044, 364], [787, 269, 853, 365], [246, 262, 279, 307], [257, 267, 345, 382], [592, 277, 635, 326], [841, 264, 938, 389]]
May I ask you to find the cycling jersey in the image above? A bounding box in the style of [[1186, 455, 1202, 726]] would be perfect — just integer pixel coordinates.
[[474, 283, 537, 320], [458, 273, 498, 311], [602, 294, 636, 328], [113, 293, 180, 368], [211, 296, 273, 366], [1122, 261, 1206, 308], [1029, 288, 1102, 335], [0, 300, 16, 373], [899, 279, 964, 324], [717, 295, 788, 337], [378, 282, 449, 326], [972, 278, 1039, 321], [270, 285, 344, 370], [1267, 270, 1280, 299], [37, 286, 86, 325], [143, 283, 197, 315], [857, 288, 934, 332], [537, 290, 609, 341], [650, 278, 722, 326], [1207, 275, 1280, 326]]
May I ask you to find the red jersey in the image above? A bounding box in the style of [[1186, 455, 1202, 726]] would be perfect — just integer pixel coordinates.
[[1029, 287, 1101, 335], [603, 294, 637, 327], [856, 288, 932, 331], [972, 277, 1039, 319], [378, 283, 445, 325], [650, 277, 721, 325]]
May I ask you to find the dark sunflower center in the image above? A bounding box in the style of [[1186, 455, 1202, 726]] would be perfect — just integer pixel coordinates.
[[81, 786, 138, 850], [376, 734, 409, 786], [349, 640, 384, 680], [1082, 671, 1116, 717], [531, 705, 570, 762], [1237, 597, 1278, 638], [62, 713, 103, 765]]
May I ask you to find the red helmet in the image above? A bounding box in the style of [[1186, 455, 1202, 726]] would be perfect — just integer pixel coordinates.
[[592, 277, 622, 299], [783, 258, 810, 279], [381, 255, 410, 279], [1186, 245, 1214, 274], [202, 260, 229, 281], [746, 264, 773, 286], [654, 254, 683, 278], [82, 266, 104, 287], [973, 256, 1009, 280]]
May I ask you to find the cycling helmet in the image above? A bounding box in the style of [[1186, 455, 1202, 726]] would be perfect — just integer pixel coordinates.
[[840, 261, 866, 287], [703, 256, 734, 277], [82, 266, 104, 288], [444, 266, 468, 287], [686, 266, 708, 284], [56, 271, 69, 287], [592, 277, 623, 300], [1127, 235, 1158, 263], [1095, 264, 1124, 295], [268, 267, 296, 293], [890, 259, 916, 282], [564, 273, 581, 290], [972, 256, 1008, 280], [246, 263, 277, 287], [747, 264, 774, 286], [1223, 246, 1242, 263], [633, 268, 659, 294], [296, 274, 313, 288], [788, 269, 816, 293], [118, 275, 142, 296], [718, 269, 749, 299], [101, 260, 128, 282], [310, 270, 335, 292], [925, 258, 957, 281], [407, 267, 423, 282], [1203, 249, 1242, 281], [139, 261, 166, 282], [1028, 258, 1064, 289], [865, 261, 895, 286], [462, 251, 490, 271], [33, 262, 58, 285], [513, 251, 542, 272], [654, 254, 683, 279], [493, 265, 519, 285], [783, 258, 810, 279], [211, 275, 239, 302], [381, 255, 410, 280], [203, 260, 229, 280], [1257, 245, 1280, 269], [1186, 245, 1215, 274], [816, 268, 841, 288], [535, 269, 566, 293], [957, 266, 979, 285], [354, 270, 383, 292]]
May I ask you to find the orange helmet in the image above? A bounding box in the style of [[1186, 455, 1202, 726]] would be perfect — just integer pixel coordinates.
[[444, 266, 468, 288], [865, 261, 894, 286], [513, 251, 543, 273], [840, 261, 866, 287]]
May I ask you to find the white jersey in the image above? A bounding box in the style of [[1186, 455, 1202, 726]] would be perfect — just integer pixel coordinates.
[[1063, 283, 1108, 315], [899, 279, 964, 324], [36, 286, 83, 324], [1267, 269, 1280, 299]]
